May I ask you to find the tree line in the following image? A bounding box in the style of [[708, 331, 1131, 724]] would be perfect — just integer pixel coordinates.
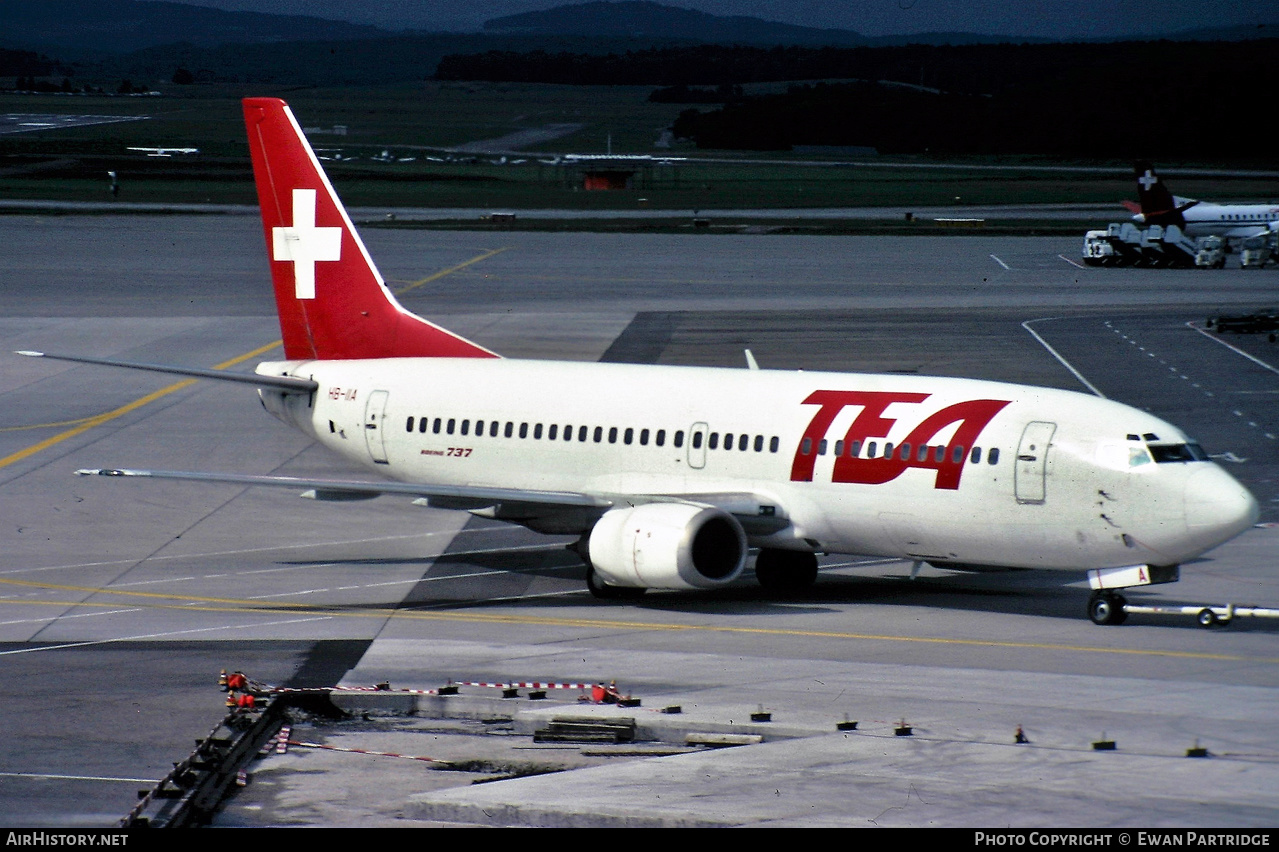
[[435, 40, 1277, 163], [433, 40, 1274, 94]]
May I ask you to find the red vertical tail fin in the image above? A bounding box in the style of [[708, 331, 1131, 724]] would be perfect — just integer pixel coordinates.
[[1132, 161, 1183, 226], [242, 97, 498, 361]]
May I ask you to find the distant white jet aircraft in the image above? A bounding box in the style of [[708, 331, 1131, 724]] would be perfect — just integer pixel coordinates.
[[1125, 161, 1279, 243], [127, 146, 199, 157]]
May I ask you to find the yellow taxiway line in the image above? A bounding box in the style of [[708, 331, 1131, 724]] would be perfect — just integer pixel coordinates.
[[2, 576, 1275, 666], [0, 340, 282, 471]]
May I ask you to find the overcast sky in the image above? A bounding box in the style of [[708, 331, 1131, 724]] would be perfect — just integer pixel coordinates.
[[170, 0, 1278, 40]]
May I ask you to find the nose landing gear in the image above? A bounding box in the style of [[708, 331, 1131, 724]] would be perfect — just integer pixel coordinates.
[[1088, 592, 1129, 626]]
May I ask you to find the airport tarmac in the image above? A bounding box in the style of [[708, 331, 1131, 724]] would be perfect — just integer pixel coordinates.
[[2, 215, 1279, 828]]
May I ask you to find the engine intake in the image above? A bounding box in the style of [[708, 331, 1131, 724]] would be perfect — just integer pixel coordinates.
[[587, 503, 747, 590]]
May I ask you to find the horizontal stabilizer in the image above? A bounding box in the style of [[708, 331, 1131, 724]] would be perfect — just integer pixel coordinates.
[[17, 350, 317, 393]]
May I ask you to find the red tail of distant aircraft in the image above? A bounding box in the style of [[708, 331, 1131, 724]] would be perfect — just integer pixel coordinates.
[[1124, 160, 1278, 243]]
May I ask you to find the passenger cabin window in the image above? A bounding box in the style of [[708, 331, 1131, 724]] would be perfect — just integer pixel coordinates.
[[988, 448, 1000, 465], [676, 431, 685, 448]]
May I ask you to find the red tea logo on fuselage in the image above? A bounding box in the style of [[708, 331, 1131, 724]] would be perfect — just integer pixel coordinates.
[[790, 391, 1010, 489]]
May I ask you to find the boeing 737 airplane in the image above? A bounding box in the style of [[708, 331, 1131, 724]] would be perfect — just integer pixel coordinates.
[[1125, 161, 1279, 243], [22, 99, 1260, 625]]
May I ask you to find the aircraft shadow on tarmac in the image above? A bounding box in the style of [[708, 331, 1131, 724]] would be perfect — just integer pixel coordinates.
[[274, 547, 1272, 630]]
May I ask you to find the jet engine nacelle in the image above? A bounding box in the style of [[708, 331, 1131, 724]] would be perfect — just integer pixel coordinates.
[[587, 503, 747, 590]]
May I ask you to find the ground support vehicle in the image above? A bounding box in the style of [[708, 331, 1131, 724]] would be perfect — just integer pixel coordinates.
[[1240, 233, 1277, 269], [1194, 235, 1227, 268]]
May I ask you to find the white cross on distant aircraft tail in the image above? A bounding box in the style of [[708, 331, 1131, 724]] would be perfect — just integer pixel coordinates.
[[271, 188, 342, 299], [1139, 170, 1158, 191]]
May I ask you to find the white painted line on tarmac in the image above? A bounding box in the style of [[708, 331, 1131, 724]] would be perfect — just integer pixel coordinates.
[[1021, 318, 1106, 398], [0, 617, 332, 655], [0, 524, 530, 578], [989, 254, 1010, 269], [0, 609, 141, 626], [0, 771, 159, 784], [1190, 322, 1279, 377], [1058, 254, 1086, 269]]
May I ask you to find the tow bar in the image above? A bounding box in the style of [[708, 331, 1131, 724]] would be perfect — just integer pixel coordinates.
[[1123, 602, 1279, 628]]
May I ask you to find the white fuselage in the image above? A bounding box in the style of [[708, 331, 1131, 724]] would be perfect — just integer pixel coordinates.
[[257, 357, 1257, 573], [1174, 200, 1279, 241]]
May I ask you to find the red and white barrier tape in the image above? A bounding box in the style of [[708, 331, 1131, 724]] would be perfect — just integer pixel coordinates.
[[286, 740, 450, 764]]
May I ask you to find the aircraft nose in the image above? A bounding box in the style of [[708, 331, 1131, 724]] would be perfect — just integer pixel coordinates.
[[1184, 466, 1259, 544]]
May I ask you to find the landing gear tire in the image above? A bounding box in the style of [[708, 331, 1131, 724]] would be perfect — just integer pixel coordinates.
[[1197, 608, 1220, 628], [585, 564, 645, 601], [1088, 592, 1128, 626], [754, 549, 819, 595]]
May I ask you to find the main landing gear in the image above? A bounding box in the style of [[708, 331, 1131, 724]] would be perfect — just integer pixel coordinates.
[[754, 549, 819, 595], [1088, 591, 1128, 626], [585, 563, 645, 601]]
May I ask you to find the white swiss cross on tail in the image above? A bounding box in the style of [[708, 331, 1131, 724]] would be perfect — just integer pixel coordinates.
[[1138, 169, 1158, 191], [272, 188, 341, 299]]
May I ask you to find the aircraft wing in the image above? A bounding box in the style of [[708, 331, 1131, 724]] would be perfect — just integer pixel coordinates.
[[73, 468, 790, 535], [75, 467, 611, 508]]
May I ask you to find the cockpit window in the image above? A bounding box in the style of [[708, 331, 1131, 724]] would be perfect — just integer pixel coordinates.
[[1148, 443, 1208, 463]]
